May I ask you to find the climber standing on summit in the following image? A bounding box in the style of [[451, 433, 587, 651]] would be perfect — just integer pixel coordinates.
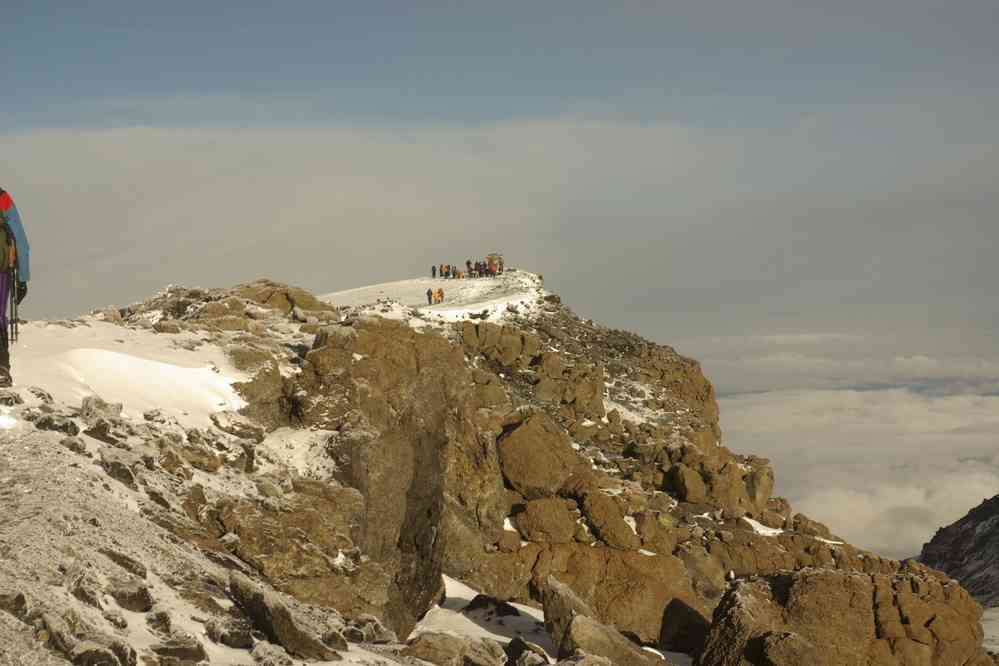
[[0, 188, 30, 388]]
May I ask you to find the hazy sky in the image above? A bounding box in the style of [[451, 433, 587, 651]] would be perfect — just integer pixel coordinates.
[[4, 2, 998, 558]]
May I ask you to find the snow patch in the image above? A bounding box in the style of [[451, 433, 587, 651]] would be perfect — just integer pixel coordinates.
[[624, 516, 638, 536], [742, 516, 784, 537], [414, 576, 553, 655], [15, 320, 246, 427]]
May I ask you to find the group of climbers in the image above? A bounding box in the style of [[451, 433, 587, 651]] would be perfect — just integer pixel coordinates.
[[426, 287, 445, 305], [0, 187, 30, 387], [431, 255, 503, 281]]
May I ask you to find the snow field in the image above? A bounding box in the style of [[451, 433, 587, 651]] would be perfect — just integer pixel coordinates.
[[12, 320, 246, 426]]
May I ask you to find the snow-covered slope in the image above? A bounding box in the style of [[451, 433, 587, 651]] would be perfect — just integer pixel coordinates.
[[321, 269, 545, 324], [11, 319, 246, 426]]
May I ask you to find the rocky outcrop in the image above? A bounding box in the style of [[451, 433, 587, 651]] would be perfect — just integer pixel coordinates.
[[498, 414, 581, 500], [921, 494, 999, 607], [402, 632, 507, 665], [228, 572, 342, 660], [3, 274, 993, 666], [698, 567, 995, 666]]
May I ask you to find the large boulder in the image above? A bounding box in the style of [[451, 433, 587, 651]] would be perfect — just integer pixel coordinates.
[[534, 545, 707, 648], [402, 632, 507, 666], [698, 568, 993, 666], [498, 414, 580, 500], [514, 499, 578, 544], [228, 572, 341, 661], [563, 615, 667, 666]]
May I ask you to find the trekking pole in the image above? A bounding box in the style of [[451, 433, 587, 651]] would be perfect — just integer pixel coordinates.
[[9, 266, 17, 344]]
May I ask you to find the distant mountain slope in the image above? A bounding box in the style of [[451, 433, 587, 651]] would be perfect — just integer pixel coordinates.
[[921, 494, 999, 607]]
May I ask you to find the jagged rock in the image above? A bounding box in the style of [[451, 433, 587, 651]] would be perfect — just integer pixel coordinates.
[[498, 414, 580, 500], [146, 610, 171, 635], [513, 499, 577, 543], [250, 641, 295, 665], [69, 641, 121, 666], [698, 568, 991, 666], [342, 614, 397, 644], [108, 578, 154, 613], [38, 613, 136, 666], [70, 573, 104, 609], [234, 279, 336, 315], [28, 386, 55, 404], [206, 616, 254, 649], [561, 615, 664, 665], [228, 572, 340, 660], [0, 388, 23, 406], [402, 631, 506, 665], [61, 436, 88, 455], [157, 446, 194, 480], [35, 413, 81, 436], [215, 483, 383, 625], [921, 494, 999, 606], [211, 410, 266, 444], [83, 418, 129, 447], [150, 633, 208, 661], [667, 464, 706, 504], [99, 449, 142, 489], [505, 636, 552, 665], [0, 590, 27, 619], [99, 548, 148, 579], [532, 546, 707, 648], [541, 577, 597, 651], [80, 396, 124, 426], [153, 319, 182, 334], [578, 491, 641, 551], [41, 612, 80, 656]]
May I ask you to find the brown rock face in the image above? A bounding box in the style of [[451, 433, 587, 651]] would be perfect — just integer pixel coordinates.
[[234, 279, 337, 314], [514, 499, 578, 544], [921, 494, 999, 607], [563, 615, 667, 666], [215, 481, 390, 621], [300, 317, 508, 636], [535, 544, 708, 648], [498, 414, 580, 500], [698, 567, 992, 666], [228, 572, 340, 661], [402, 632, 507, 666]]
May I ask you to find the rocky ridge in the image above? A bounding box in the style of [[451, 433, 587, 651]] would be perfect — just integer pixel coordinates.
[[921, 495, 999, 608], [0, 271, 994, 665]]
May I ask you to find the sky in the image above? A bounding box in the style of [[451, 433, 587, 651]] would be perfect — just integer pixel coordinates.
[[3, 1, 999, 559]]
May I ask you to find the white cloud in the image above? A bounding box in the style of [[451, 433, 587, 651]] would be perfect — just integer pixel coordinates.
[[721, 388, 999, 559]]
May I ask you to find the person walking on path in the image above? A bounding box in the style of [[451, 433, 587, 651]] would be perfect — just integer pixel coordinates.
[[0, 188, 30, 388], [432, 265, 437, 279], [426, 288, 433, 305]]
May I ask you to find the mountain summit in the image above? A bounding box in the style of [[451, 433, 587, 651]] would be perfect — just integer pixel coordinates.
[[0, 270, 994, 665]]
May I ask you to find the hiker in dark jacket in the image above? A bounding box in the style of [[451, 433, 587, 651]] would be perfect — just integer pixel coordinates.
[[432, 265, 437, 279], [426, 288, 433, 305], [0, 188, 30, 387]]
